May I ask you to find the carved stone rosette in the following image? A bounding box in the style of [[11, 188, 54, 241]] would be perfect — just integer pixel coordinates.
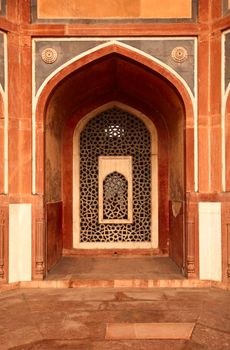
[[171, 46, 188, 63], [41, 48, 57, 64], [186, 221, 195, 276], [0, 210, 5, 279], [35, 219, 45, 278], [227, 224, 230, 279]]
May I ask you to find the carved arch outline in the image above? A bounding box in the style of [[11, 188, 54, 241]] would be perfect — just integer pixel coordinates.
[[73, 101, 158, 249], [34, 41, 196, 194]]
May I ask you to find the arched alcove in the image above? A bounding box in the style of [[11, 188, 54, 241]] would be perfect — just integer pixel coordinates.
[[72, 104, 158, 249], [103, 171, 129, 221], [36, 50, 193, 274]]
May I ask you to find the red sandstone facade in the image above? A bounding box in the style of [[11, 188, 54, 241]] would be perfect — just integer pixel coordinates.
[[0, 0, 230, 286]]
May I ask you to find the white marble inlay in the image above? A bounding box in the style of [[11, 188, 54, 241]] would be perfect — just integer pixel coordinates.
[[199, 202, 222, 281], [9, 204, 32, 283]]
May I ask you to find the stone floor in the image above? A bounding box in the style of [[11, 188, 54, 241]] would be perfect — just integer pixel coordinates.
[[46, 256, 184, 280], [0, 287, 230, 349]]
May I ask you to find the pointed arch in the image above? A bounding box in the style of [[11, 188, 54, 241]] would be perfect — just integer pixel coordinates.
[[72, 102, 158, 249], [34, 40, 195, 111], [34, 41, 195, 194]]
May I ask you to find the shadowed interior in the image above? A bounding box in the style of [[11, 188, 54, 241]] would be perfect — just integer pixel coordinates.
[[45, 53, 185, 273]]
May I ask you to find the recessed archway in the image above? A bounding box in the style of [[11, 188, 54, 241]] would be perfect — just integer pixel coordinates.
[[35, 48, 194, 276], [72, 102, 158, 249]]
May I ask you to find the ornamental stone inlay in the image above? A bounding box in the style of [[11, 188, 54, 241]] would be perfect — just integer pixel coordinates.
[[80, 107, 151, 243], [35, 39, 195, 96], [41, 48, 57, 64], [171, 46, 188, 63], [103, 172, 128, 220]]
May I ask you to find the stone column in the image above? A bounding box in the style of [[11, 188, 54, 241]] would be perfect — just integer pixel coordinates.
[[0, 209, 5, 279], [227, 224, 230, 279], [186, 220, 195, 277], [35, 219, 45, 279]]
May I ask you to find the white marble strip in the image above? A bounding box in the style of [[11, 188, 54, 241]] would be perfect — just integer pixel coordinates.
[[199, 202, 222, 281], [9, 204, 32, 283]]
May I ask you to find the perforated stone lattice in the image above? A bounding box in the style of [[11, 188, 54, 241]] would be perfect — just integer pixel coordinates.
[[103, 171, 128, 220], [80, 107, 151, 243]]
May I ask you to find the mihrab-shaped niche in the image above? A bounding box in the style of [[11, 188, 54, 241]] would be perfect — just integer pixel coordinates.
[[103, 171, 128, 220], [98, 156, 132, 224]]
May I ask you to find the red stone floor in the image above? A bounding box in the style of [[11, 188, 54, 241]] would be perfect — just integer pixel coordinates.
[[0, 287, 230, 349], [46, 256, 184, 280]]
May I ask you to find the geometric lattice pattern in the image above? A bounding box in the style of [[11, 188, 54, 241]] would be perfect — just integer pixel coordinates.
[[80, 107, 151, 242], [103, 171, 128, 220]]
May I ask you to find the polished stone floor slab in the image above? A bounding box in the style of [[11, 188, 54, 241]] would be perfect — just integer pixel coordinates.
[[105, 322, 195, 339], [46, 256, 184, 280]]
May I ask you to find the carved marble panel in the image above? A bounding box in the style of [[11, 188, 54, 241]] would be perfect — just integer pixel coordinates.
[[79, 107, 151, 243], [98, 156, 132, 224]]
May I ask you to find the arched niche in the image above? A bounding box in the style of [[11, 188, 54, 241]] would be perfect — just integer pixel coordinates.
[[72, 102, 158, 249], [36, 50, 192, 273]]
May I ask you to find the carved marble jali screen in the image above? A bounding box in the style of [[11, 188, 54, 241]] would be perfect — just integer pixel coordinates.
[[79, 107, 151, 243], [103, 172, 128, 220]]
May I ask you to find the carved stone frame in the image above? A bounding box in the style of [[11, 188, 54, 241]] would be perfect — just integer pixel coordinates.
[[73, 101, 158, 249], [98, 156, 133, 224]]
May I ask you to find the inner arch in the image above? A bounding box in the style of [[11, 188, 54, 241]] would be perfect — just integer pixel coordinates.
[[43, 52, 187, 273]]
